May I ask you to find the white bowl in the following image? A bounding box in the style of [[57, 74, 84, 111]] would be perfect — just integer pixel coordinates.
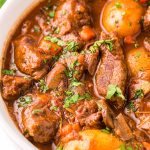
[[0, 0, 45, 149]]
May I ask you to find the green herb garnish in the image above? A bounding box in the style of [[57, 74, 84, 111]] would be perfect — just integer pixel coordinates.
[[64, 94, 80, 108], [64, 41, 79, 52], [101, 127, 111, 134], [115, 2, 122, 8], [32, 109, 43, 115], [38, 79, 49, 93], [134, 89, 144, 99], [2, 69, 15, 75], [89, 40, 114, 53], [56, 145, 63, 150], [116, 144, 133, 150], [106, 84, 125, 100], [71, 79, 82, 87], [44, 36, 65, 47], [33, 25, 40, 33], [127, 101, 137, 112], [18, 96, 32, 107], [49, 10, 55, 18], [50, 105, 58, 111]]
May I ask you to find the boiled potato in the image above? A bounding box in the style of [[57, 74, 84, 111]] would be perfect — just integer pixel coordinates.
[[127, 47, 150, 77], [101, 0, 144, 37], [63, 130, 123, 150]]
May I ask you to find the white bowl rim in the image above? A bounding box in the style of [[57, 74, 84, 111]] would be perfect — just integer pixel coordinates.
[[0, 0, 45, 149]]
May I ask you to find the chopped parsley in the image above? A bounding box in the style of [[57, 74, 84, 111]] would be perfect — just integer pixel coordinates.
[[54, 27, 60, 34], [44, 36, 79, 52], [115, 2, 122, 8], [101, 127, 111, 134], [49, 10, 55, 18], [89, 39, 114, 53], [134, 89, 144, 99], [32, 109, 43, 115], [64, 94, 80, 108], [56, 145, 63, 150], [2, 69, 15, 75], [134, 52, 141, 59], [33, 25, 40, 33], [71, 79, 82, 87], [127, 101, 137, 112], [64, 60, 80, 78], [64, 90, 91, 108], [79, 92, 91, 100], [18, 96, 32, 107], [50, 105, 58, 111], [38, 79, 49, 93], [44, 36, 65, 47], [116, 144, 133, 150], [64, 41, 79, 52], [106, 84, 125, 100]]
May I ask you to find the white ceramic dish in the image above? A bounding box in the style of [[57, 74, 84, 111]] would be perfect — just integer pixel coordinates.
[[0, 0, 45, 149]]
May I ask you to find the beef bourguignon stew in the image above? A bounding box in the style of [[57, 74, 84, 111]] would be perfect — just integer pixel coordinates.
[[1, 0, 150, 149]]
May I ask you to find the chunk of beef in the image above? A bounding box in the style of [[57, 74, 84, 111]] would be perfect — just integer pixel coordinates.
[[129, 71, 150, 100], [114, 113, 133, 141], [134, 99, 150, 136], [14, 92, 60, 143], [94, 32, 127, 108], [144, 37, 150, 52], [52, 0, 91, 36], [98, 99, 115, 129], [60, 32, 84, 48], [125, 98, 150, 142], [75, 100, 102, 127], [60, 52, 85, 80], [85, 42, 99, 76], [38, 37, 62, 55], [46, 63, 67, 90], [2, 75, 32, 101], [144, 6, 150, 32], [14, 35, 50, 80]]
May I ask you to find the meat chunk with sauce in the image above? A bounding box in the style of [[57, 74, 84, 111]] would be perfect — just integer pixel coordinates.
[[114, 113, 133, 141], [2, 75, 32, 101], [46, 63, 67, 90], [14, 92, 60, 143], [95, 32, 127, 108], [14, 35, 50, 80], [59, 52, 85, 80], [135, 99, 150, 136], [75, 100, 102, 128], [144, 37, 150, 52], [52, 0, 91, 36], [144, 6, 150, 32], [85, 42, 99, 76], [128, 70, 150, 100]]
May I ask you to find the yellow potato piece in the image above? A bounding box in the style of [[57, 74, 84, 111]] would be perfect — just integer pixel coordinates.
[[101, 0, 144, 37], [127, 47, 150, 77], [64, 130, 123, 150]]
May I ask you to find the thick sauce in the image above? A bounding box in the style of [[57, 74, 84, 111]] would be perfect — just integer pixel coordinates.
[[1, 0, 150, 150]]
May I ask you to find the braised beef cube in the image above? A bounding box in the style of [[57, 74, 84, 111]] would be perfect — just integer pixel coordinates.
[[2, 75, 32, 101]]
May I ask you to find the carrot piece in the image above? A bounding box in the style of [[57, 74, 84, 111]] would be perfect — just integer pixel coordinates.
[[140, 0, 148, 4], [79, 26, 95, 41], [124, 35, 135, 44]]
